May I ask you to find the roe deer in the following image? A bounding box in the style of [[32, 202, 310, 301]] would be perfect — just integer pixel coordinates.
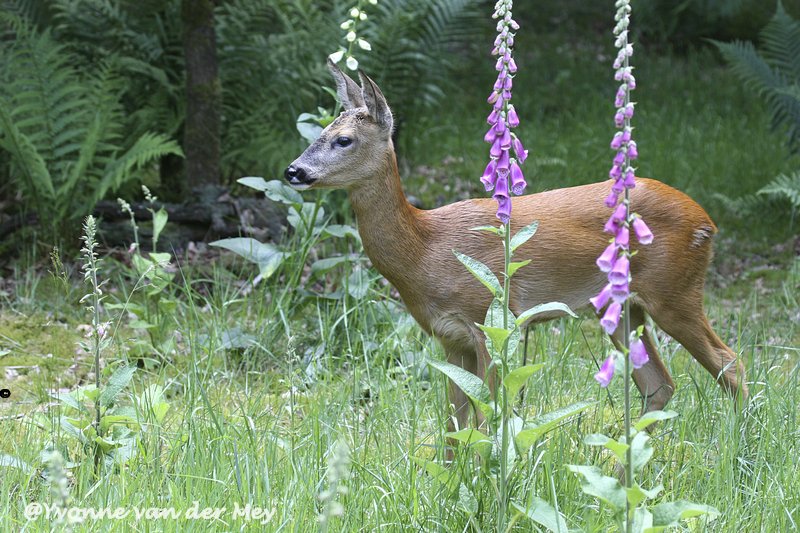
[[284, 61, 748, 431]]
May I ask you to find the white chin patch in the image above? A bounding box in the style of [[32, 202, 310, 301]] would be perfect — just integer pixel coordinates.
[[290, 183, 312, 191]]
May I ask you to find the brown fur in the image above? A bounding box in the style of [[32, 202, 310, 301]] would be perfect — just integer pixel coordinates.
[[288, 64, 748, 431]]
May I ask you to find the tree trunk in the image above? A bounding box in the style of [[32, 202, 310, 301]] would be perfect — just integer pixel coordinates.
[[182, 0, 221, 191]]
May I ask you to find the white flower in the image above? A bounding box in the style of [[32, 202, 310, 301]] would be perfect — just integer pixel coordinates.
[[340, 19, 353, 30], [349, 7, 360, 17], [368, 0, 377, 4], [357, 38, 371, 51], [346, 56, 359, 71], [346, 31, 356, 42], [359, 12, 367, 20], [329, 50, 345, 64]]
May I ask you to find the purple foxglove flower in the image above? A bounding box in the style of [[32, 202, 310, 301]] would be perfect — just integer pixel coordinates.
[[596, 242, 617, 272], [494, 173, 509, 200], [609, 254, 629, 285], [497, 147, 510, 175], [611, 131, 624, 150], [613, 151, 625, 166], [495, 118, 506, 134], [615, 110, 625, 127], [488, 91, 499, 104], [512, 137, 527, 163], [500, 128, 512, 150], [610, 280, 629, 302], [632, 216, 653, 244], [504, 76, 513, 90], [613, 55, 623, 70], [503, 51, 511, 63], [623, 102, 635, 119], [622, 129, 631, 143], [480, 159, 497, 191], [507, 106, 520, 127], [615, 224, 629, 248], [507, 35, 514, 47], [496, 195, 511, 224], [493, 77, 504, 91], [494, 97, 504, 110], [484, 126, 497, 143], [494, 35, 503, 47], [487, 108, 499, 125], [510, 19, 519, 30], [600, 301, 622, 334], [609, 164, 622, 180], [590, 283, 612, 311], [495, 57, 504, 71], [510, 160, 526, 195], [508, 58, 518, 73], [595, 355, 615, 387], [627, 75, 636, 90], [502, 89, 512, 100], [629, 337, 649, 369], [605, 190, 619, 208], [611, 178, 625, 194], [627, 140, 638, 160], [490, 138, 502, 158], [623, 168, 636, 188]]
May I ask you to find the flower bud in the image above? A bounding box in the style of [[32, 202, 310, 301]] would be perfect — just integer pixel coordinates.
[[507, 106, 520, 127]]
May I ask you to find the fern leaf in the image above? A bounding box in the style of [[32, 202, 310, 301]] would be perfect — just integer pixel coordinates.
[[759, 170, 800, 209], [0, 103, 55, 198], [761, 1, 800, 80]]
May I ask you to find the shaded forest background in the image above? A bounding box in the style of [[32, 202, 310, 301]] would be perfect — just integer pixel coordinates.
[[1, 0, 799, 259]]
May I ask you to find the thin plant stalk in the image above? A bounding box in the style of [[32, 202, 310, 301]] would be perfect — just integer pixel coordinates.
[[498, 221, 512, 531]]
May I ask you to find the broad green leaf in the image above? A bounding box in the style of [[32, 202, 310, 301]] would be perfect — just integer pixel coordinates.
[[297, 120, 323, 144], [60, 416, 89, 444], [410, 456, 459, 495], [323, 224, 361, 242], [237, 176, 268, 191], [470, 225, 502, 235], [310, 256, 350, 276], [427, 359, 492, 420], [630, 431, 654, 473], [507, 259, 531, 277], [515, 302, 577, 327], [584, 433, 629, 464], [453, 250, 502, 297], [633, 507, 654, 532], [149, 252, 171, 265], [516, 401, 594, 453], [0, 454, 33, 473], [99, 365, 136, 409], [151, 208, 168, 247], [634, 410, 678, 432], [94, 435, 122, 453], [476, 324, 512, 351], [445, 429, 492, 458], [99, 414, 140, 434], [262, 179, 304, 205], [650, 501, 720, 529], [483, 298, 520, 359], [209, 237, 289, 279], [625, 483, 663, 508], [503, 364, 545, 400], [567, 464, 626, 509], [347, 266, 370, 300], [512, 496, 568, 533], [51, 391, 88, 414], [510, 220, 539, 253]]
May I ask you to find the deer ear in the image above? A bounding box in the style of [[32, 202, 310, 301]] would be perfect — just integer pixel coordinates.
[[328, 58, 365, 110], [358, 70, 394, 134]]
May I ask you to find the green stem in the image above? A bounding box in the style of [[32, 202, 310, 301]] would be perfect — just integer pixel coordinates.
[[498, 221, 512, 532]]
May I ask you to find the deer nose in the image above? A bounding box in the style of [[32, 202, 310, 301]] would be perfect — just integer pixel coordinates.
[[284, 165, 306, 183]]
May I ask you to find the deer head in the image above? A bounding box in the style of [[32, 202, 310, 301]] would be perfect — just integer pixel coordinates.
[[284, 60, 395, 191]]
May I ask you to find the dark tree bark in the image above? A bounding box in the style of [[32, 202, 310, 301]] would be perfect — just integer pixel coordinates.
[[182, 0, 221, 191]]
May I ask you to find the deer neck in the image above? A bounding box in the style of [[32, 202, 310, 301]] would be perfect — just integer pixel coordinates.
[[348, 150, 429, 291]]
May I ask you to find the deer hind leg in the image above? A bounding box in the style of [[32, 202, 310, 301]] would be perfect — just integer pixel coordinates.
[[440, 333, 494, 433], [649, 298, 748, 404], [609, 303, 675, 415]]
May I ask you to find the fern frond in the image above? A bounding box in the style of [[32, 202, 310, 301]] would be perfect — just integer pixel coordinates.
[[758, 170, 800, 209], [93, 132, 183, 206], [760, 0, 800, 79], [0, 102, 54, 198]]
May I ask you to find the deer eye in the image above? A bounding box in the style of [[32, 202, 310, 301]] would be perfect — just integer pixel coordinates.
[[333, 136, 352, 148]]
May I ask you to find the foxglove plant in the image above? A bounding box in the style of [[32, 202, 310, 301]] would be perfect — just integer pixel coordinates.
[[328, 0, 378, 72], [481, 0, 528, 223], [428, 2, 591, 531], [570, 2, 719, 530]]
